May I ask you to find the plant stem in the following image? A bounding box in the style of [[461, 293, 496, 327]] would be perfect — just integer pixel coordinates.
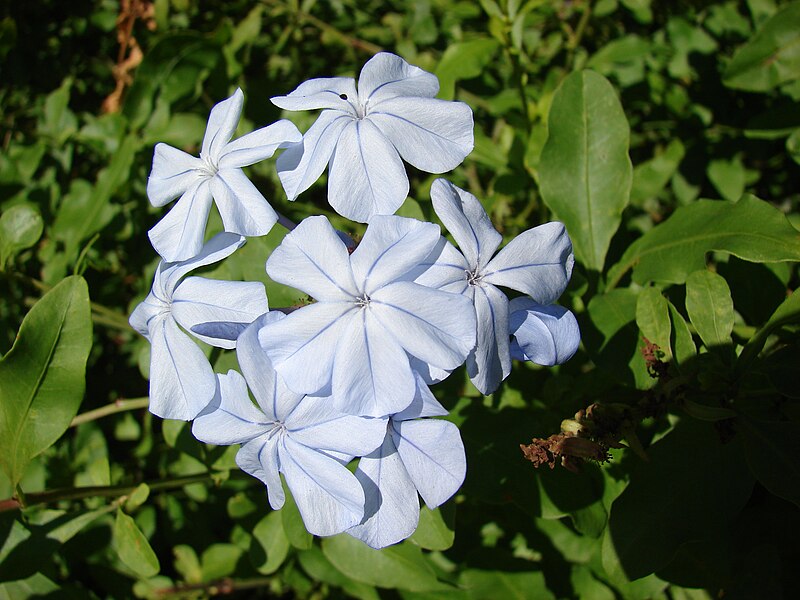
[[70, 397, 150, 427]]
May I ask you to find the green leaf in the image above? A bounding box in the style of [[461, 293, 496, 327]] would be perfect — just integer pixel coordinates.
[[739, 418, 800, 508], [125, 483, 151, 513], [608, 195, 800, 287], [604, 420, 754, 580], [668, 302, 696, 368], [685, 270, 734, 348], [40, 78, 77, 144], [321, 535, 442, 591], [636, 287, 672, 358], [0, 276, 92, 488], [707, 157, 745, 202], [737, 288, 800, 373], [539, 70, 632, 272], [201, 543, 242, 581], [408, 506, 455, 551], [250, 511, 290, 575], [630, 139, 685, 206], [113, 509, 160, 578], [459, 569, 554, 599], [173, 545, 202, 584], [723, 2, 800, 92], [297, 547, 380, 600], [787, 128, 800, 165], [281, 489, 313, 550], [0, 204, 43, 266], [435, 38, 500, 101]]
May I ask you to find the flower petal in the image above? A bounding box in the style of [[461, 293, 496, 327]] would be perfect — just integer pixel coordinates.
[[271, 77, 358, 113], [146, 143, 206, 207], [147, 315, 216, 420], [482, 222, 574, 304], [328, 119, 408, 223], [148, 180, 214, 262], [371, 281, 476, 370], [393, 419, 466, 508], [332, 308, 416, 418], [129, 294, 163, 340], [289, 401, 387, 457], [413, 238, 470, 293], [236, 434, 285, 510], [192, 370, 272, 445], [467, 284, 511, 395], [280, 436, 366, 536], [394, 373, 448, 421], [266, 215, 358, 301], [357, 52, 439, 104], [276, 110, 352, 201], [367, 97, 473, 173], [347, 433, 420, 549], [509, 298, 581, 366], [202, 88, 244, 161], [211, 168, 278, 237], [258, 302, 355, 395], [171, 277, 267, 349], [350, 215, 441, 295], [429, 179, 502, 269], [218, 119, 302, 169], [158, 232, 246, 294]]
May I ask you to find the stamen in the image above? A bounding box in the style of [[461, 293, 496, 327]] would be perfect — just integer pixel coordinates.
[[465, 268, 483, 286], [355, 293, 371, 308]]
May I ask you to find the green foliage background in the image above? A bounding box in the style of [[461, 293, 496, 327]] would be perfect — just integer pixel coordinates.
[[1, 0, 799, 598]]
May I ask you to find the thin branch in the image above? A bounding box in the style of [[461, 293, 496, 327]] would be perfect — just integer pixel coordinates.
[[70, 397, 150, 427]]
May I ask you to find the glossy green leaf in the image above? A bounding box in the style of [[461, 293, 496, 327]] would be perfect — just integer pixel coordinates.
[[608, 195, 800, 287], [408, 506, 455, 551], [321, 536, 441, 592], [0, 204, 43, 266], [0, 276, 92, 488], [685, 270, 734, 348], [435, 38, 500, 101], [460, 569, 554, 599], [113, 509, 160, 578], [723, 2, 800, 92], [250, 511, 289, 575], [539, 70, 632, 272], [604, 420, 754, 580], [636, 287, 672, 358], [740, 418, 800, 507]]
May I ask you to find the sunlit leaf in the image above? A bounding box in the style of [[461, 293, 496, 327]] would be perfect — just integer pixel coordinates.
[[685, 270, 734, 348], [113, 509, 160, 578]]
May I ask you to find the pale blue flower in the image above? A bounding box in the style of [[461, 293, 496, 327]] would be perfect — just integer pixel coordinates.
[[146, 88, 301, 262], [417, 179, 575, 394], [347, 376, 466, 549], [258, 214, 476, 418], [509, 297, 580, 366], [192, 313, 388, 537], [271, 52, 474, 222], [129, 233, 268, 420]]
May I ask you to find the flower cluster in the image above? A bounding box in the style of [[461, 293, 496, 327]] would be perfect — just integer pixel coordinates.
[[132, 52, 579, 548]]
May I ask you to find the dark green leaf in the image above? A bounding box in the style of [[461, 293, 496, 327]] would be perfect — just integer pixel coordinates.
[[636, 287, 672, 358], [459, 569, 554, 600], [737, 288, 800, 374], [630, 139, 684, 206], [435, 38, 500, 100], [408, 506, 455, 551], [113, 509, 160, 578], [539, 70, 632, 272], [608, 195, 800, 287], [739, 418, 800, 507], [723, 2, 800, 92], [668, 302, 696, 367], [0, 276, 92, 488]]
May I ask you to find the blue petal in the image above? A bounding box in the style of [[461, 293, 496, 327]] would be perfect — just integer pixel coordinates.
[[508, 297, 580, 366], [202, 88, 243, 161], [158, 232, 246, 295], [211, 168, 278, 238], [271, 77, 358, 113], [236, 434, 285, 510], [148, 179, 214, 262], [467, 283, 511, 395], [357, 52, 439, 104]]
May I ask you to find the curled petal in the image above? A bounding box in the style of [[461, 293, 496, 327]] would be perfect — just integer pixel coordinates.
[[129, 294, 163, 340], [259, 302, 355, 395], [367, 97, 473, 173], [509, 298, 580, 366], [266, 215, 358, 301], [347, 433, 420, 549], [148, 180, 214, 262], [158, 232, 246, 294], [350, 216, 441, 295], [393, 419, 466, 508], [276, 110, 352, 201], [148, 315, 216, 420], [271, 77, 358, 113], [171, 277, 267, 349], [146, 143, 206, 207], [211, 169, 278, 238], [467, 284, 511, 395], [357, 52, 439, 104], [483, 222, 574, 304], [328, 119, 408, 222], [429, 179, 502, 269], [218, 119, 302, 169], [280, 437, 366, 537], [371, 281, 476, 370], [236, 434, 285, 510], [202, 88, 244, 160], [192, 370, 272, 445]]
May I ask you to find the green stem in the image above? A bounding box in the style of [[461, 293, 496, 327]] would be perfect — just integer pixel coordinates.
[[70, 397, 150, 427], [565, 0, 592, 70], [508, 48, 532, 136]]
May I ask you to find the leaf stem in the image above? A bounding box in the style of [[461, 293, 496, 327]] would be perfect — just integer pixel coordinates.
[[70, 397, 150, 427]]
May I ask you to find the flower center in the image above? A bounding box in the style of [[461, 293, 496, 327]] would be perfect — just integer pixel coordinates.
[[465, 268, 483, 286], [355, 293, 371, 308], [199, 153, 219, 177], [267, 421, 286, 440]]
